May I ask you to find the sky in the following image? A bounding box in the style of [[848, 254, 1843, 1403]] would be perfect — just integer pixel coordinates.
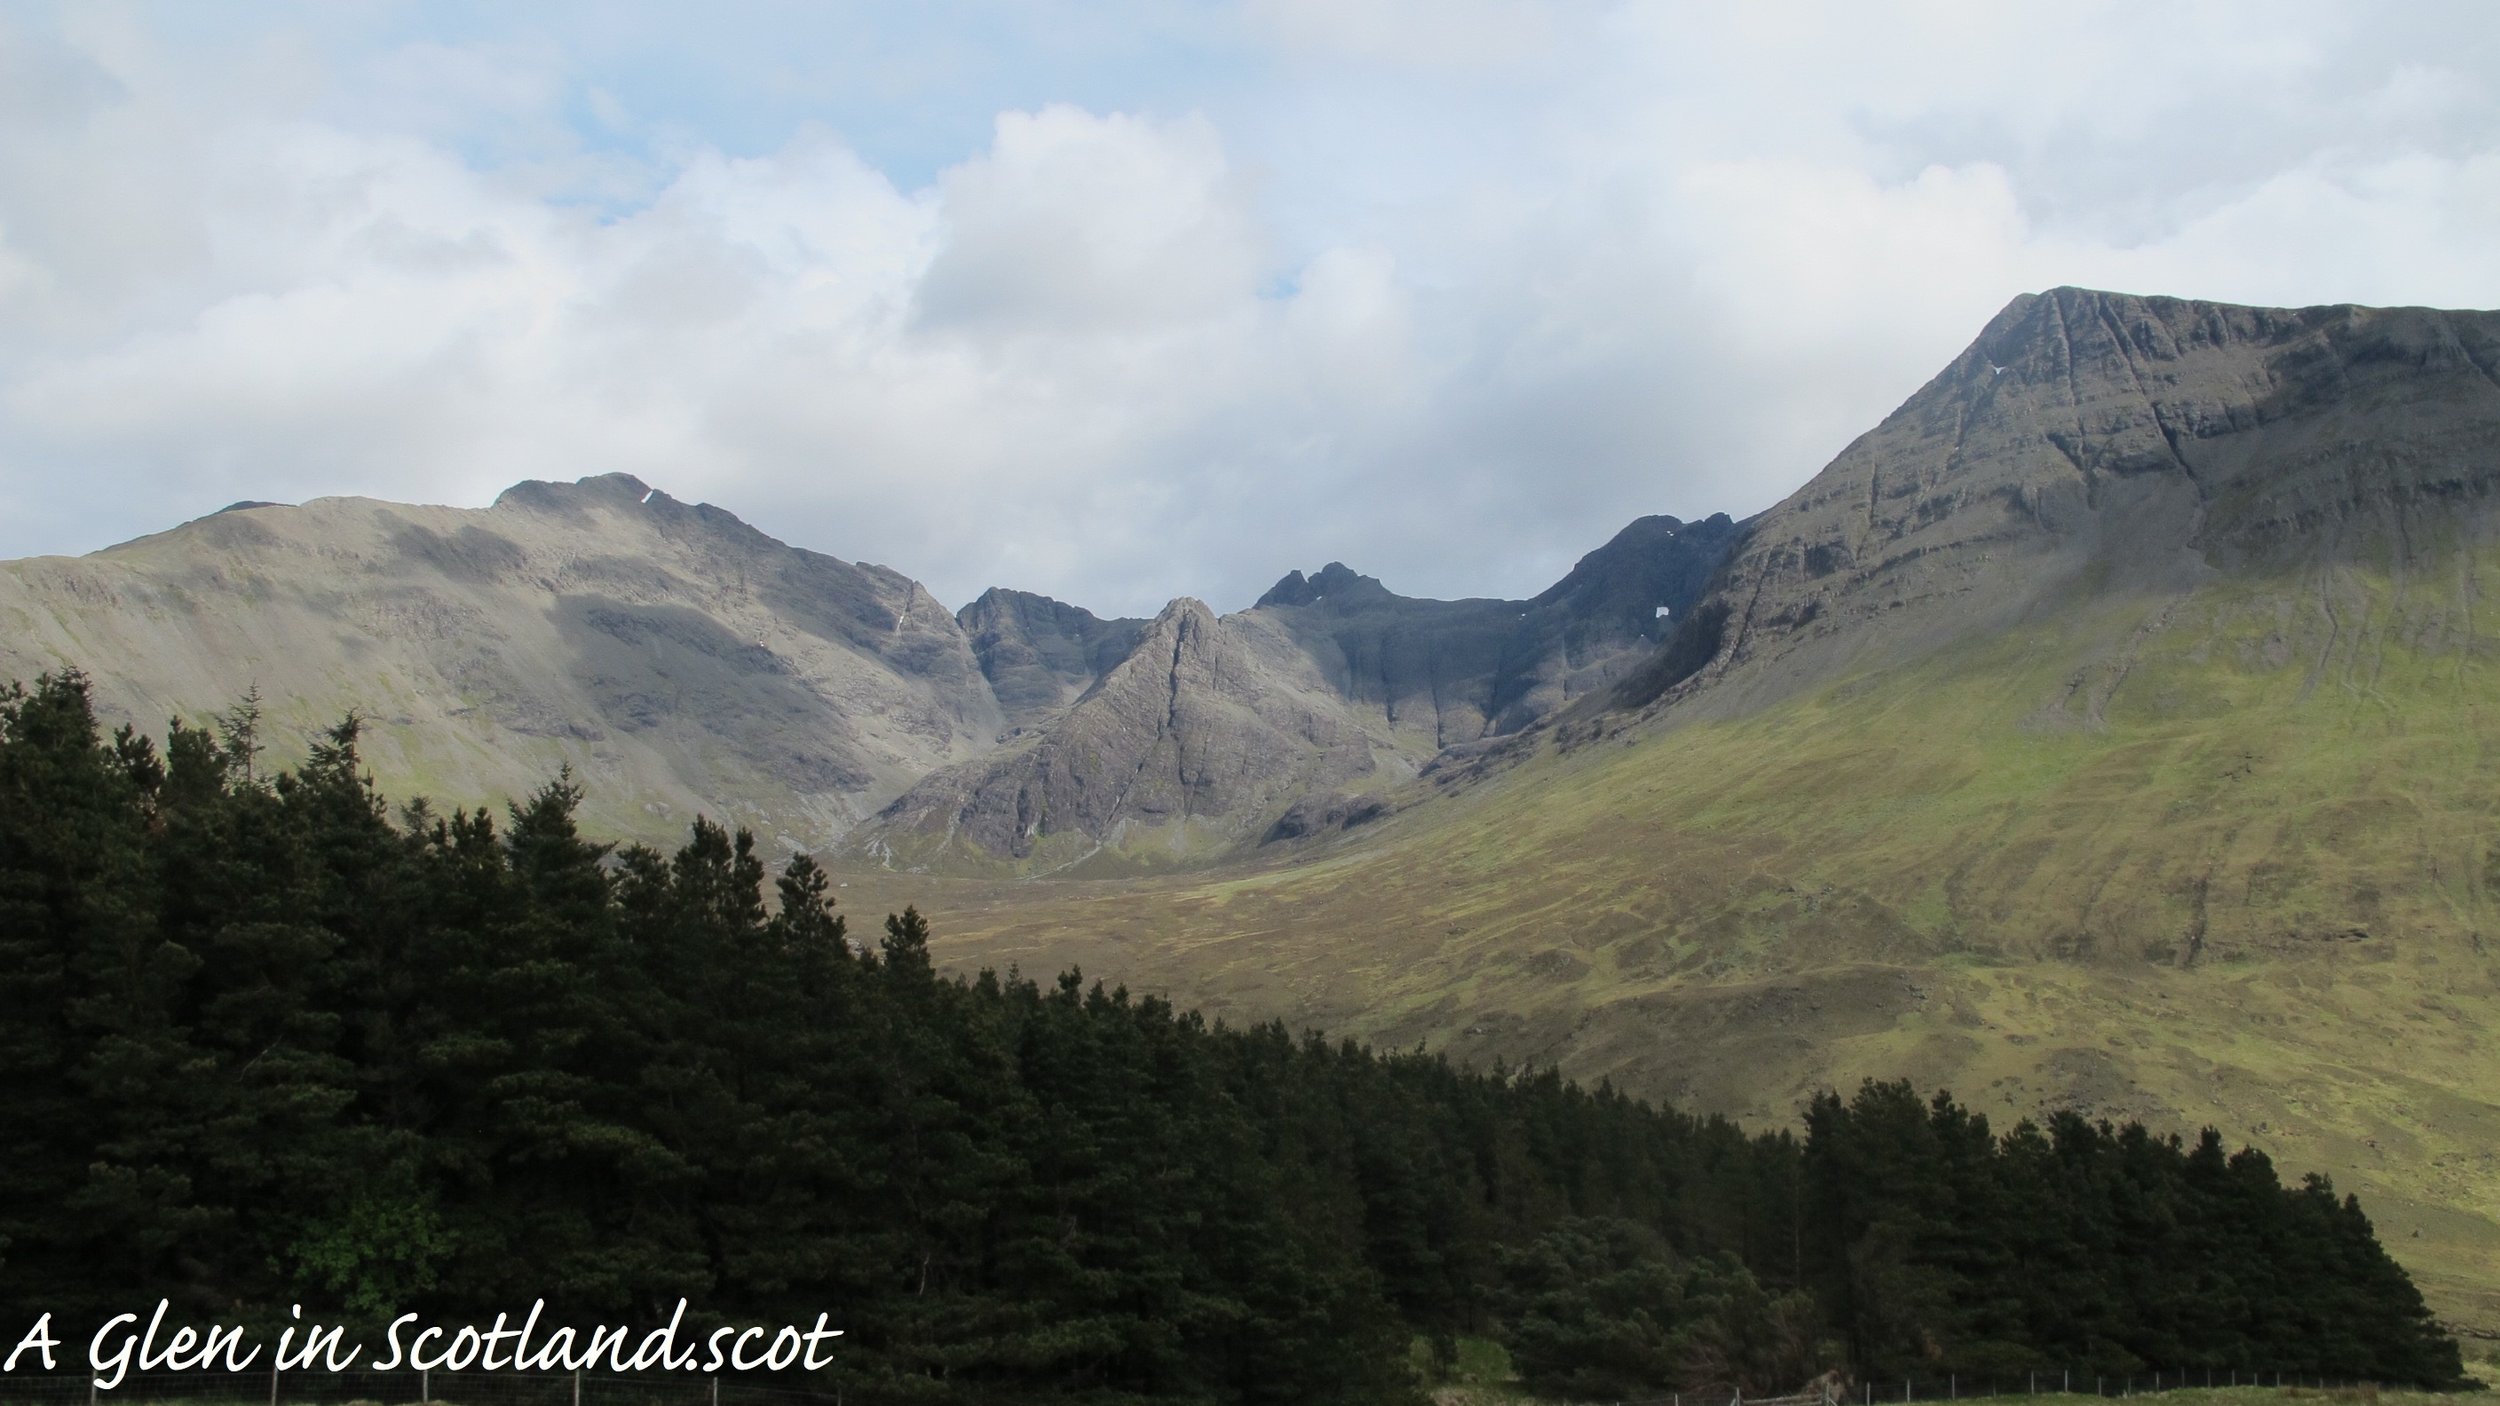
[[2, 2, 2496, 616]]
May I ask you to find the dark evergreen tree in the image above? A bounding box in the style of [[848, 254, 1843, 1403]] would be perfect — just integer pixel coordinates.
[[0, 672, 2469, 1401]]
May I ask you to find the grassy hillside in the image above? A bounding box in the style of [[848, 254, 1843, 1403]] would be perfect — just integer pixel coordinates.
[[857, 541, 2500, 1335]]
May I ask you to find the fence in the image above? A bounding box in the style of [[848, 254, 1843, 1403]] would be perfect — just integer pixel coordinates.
[[1850, 1370, 2392, 1401], [1579, 1386, 1845, 1406], [1557, 1372, 2401, 1406]]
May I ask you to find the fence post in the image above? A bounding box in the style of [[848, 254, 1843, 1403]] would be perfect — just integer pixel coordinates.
[[573, 1369, 582, 1406], [712, 1378, 720, 1406], [1952, 1377, 1957, 1399], [270, 1365, 280, 1406], [423, 1369, 431, 1404]]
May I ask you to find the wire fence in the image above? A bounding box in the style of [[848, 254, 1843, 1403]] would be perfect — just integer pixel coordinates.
[[1848, 1370, 2392, 1401], [1566, 1372, 2405, 1406], [0, 1370, 839, 1406]]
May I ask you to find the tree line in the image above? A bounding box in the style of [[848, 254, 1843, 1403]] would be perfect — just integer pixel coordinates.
[[0, 672, 2467, 1403]]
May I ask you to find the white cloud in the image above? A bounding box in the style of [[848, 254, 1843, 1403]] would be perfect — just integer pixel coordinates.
[[0, 3, 2496, 617], [915, 106, 1265, 332]]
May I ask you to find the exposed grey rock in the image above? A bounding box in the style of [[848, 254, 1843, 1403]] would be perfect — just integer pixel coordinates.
[[856, 517, 1743, 868], [1615, 288, 2500, 713], [955, 587, 1150, 732], [1264, 790, 1391, 842], [1258, 514, 1742, 744], [857, 598, 1394, 870]]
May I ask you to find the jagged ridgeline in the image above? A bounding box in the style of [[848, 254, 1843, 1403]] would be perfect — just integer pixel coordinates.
[[0, 471, 1741, 876], [0, 673, 2465, 1403]]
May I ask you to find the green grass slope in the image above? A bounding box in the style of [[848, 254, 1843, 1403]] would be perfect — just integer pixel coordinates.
[[872, 543, 2500, 1336]]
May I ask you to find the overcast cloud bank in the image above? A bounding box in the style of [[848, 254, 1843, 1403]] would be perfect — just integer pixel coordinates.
[[2, 1, 2495, 615]]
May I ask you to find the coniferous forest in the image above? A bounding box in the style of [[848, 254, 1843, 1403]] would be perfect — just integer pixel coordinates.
[[0, 672, 2468, 1404]]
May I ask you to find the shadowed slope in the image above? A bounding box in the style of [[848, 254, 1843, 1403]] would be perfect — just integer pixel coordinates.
[[956, 587, 1151, 733]]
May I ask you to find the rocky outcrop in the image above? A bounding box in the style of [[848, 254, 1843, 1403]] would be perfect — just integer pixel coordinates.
[[854, 518, 1744, 868], [1617, 288, 2500, 712], [1252, 516, 1743, 745], [955, 587, 1149, 733], [856, 598, 1394, 870]]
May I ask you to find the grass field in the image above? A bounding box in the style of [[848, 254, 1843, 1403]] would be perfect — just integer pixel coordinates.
[[845, 546, 2500, 1337]]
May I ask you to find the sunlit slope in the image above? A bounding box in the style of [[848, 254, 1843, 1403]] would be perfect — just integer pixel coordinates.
[[901, 547, 2500, 1332], [0, 474, 1006, 853]]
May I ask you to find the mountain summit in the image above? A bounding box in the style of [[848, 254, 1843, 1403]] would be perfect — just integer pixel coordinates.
[[1619, 286, 2500, 711], [0, 474, 1003, 849], [1255, 562, 1390, 608]]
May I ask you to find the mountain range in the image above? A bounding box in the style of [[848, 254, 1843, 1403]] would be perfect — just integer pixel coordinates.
[[850, 287, 2500, 1338], [0, 468, 1736, 868], [5, 286, 2498, 1339]]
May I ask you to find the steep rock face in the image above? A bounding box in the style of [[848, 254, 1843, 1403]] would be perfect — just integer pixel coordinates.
[[856, 518, 1744, 869], [856, 598, 1391, 870], [0, 473, 1003, 851], [1256, 514, 1743, 745], [1618, 288, 2500, 711], [955, 587, 1150, 733]]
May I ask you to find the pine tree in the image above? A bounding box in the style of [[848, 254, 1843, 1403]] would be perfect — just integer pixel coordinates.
[[0, 667, 2467, 1396]]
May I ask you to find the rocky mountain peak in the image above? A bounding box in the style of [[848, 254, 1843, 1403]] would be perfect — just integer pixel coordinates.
[[491, 471, 665, 515], [858, 516, 1752, 868], [5, 470, 1007, 856], [1255, 562, 1388, 609], [857, 585, 1385, 869], [1255, 570, 1308, 607], [1153, 594, 1218, 625], [1615, 287, 2500, 712], [957, 587, 1150, 731]]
